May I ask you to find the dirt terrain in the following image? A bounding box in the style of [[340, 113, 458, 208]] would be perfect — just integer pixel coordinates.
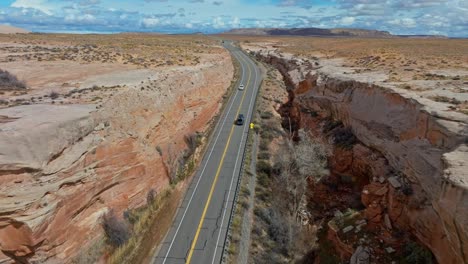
[[0, 34, 233, 263], [226, 36, 468, 263]]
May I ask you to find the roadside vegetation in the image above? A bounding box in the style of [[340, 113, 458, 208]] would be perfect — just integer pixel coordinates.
[[225, 62, 331, 263], [227, 124, 256, 261]]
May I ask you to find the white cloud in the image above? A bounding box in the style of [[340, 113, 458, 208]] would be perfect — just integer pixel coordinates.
[[65, 13, 96, 23], [230, 17, 240, 27], [11, 0, 53, 15], [389, 18, 417, 28], [142, 18, 160, 27], [212, 16, 225, 28], [340, 16, 355, 25]]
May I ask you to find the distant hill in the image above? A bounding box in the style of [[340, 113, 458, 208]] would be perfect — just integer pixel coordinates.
[[0, 25, 30, 34], [223, 27, 393, 37], [397, 35, 448, 39]]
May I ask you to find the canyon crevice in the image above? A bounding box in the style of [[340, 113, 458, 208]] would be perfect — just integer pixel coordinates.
[[250, 48, 468, 264]]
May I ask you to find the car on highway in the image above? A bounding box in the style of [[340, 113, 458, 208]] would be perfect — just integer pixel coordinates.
[[238, 84, 244, 90], [235, 114, 245, 125]]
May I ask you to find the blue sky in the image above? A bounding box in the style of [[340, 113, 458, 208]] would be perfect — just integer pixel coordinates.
[[0, 0, 467, 37]]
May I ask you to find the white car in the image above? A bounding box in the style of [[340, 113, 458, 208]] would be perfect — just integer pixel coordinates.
[[239, 84, 245, 90]]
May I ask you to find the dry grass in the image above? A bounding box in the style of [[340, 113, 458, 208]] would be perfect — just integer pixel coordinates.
[[108, 188, 178, 264], [0, 33, 221, 68]]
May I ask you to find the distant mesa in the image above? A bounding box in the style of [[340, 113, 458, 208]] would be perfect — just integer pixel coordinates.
[[0, 25, 30, 34], [222, 27, 447, 38], [222, 27, 392, 37], [397, 34, 449, 39]]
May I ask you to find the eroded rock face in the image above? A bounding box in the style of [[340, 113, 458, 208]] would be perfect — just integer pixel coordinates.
[[253, 51, 468, 264], [0, 52, 233, 262]]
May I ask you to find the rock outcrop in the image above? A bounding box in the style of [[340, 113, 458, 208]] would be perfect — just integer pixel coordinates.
[[0, 51, 233, 262], [251, 49, 468, 263]]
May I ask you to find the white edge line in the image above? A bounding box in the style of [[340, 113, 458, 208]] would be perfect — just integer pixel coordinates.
[[211, 50, 260, 264], [160, 48, 245, 264]]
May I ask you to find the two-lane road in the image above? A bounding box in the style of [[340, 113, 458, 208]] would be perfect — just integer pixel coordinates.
[[153, 41, 261, 264]]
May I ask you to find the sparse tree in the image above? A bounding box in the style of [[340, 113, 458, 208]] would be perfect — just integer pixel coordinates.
[[274, 129, 329, 248], [162, 145, 180, 184]]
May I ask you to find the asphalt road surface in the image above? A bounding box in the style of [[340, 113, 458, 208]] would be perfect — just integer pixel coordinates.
[[153, 41, 261, 264]]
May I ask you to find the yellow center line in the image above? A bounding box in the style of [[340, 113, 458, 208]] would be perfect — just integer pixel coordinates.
[[186, 50, 252, 264]]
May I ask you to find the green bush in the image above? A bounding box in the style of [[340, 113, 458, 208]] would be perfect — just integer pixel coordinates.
[[401, 242, 434, 264]]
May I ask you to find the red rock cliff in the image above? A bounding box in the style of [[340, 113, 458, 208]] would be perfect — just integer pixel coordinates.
[[253, 51, 468, 264], [0, 51, 233, 263]]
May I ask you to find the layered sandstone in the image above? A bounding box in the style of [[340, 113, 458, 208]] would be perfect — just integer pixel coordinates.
[[248, 46, 468, 263], [0, 49, 233, 263]]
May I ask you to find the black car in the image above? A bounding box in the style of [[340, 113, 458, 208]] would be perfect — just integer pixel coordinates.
[[235, 114, 245, 125]]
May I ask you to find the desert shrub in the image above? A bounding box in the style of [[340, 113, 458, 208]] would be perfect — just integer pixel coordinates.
[[260, 111, 273, 119], [146, 189, 156, 205], [257, 172, 270, 187], [331, 127, 357, 149], [0, 69, 26, 90], [259, 139, 270, 151], [183, 133, 200, 158], [256, 160, 272, 175], [102, 210, 130, 247], [50, 91, 59, 99], [401, 242, 434, 264], [431, 95, 461, 105], [258, 151, 270, 160]]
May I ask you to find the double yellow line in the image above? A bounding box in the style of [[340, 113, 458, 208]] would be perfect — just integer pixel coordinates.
[[185, 50, 252, 263]]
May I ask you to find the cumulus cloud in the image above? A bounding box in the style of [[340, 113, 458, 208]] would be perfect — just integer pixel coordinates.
[[11, 0, 53, 15], [142, 17, 160, 27], [389, 18, 417, 28], [212, 16, 225, 28], [1, 0, 466, 36], [340, 16, 355, 25]]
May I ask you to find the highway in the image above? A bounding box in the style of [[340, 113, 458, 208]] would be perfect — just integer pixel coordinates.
[[153, 41, 261, 264]]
